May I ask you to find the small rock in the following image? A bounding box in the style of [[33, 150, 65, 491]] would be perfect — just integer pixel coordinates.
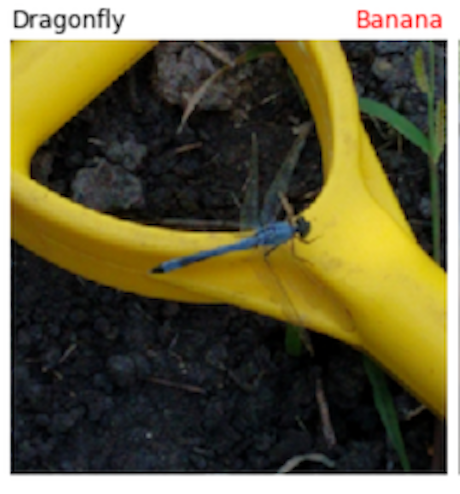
[[71, 159, 144, 212], [371, 58, 394, 81], [106, 355, 136, 388], [105, 134, 148, 171], [153, 42, 244, 111]]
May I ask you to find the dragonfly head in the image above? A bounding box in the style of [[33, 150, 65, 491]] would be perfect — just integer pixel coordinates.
[[295, 217, 311, 240]]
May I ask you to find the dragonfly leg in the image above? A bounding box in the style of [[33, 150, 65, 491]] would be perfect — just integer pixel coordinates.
[[298, 233, 320, 246], [288, 238, 315, 267], [263, 243, 283, 258], [261, 249, 314, 355]]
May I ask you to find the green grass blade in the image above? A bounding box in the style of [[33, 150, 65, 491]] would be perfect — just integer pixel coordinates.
[[284, 324, 304, 357], [359, 97, 430, 156], [413, 47, 429, 94], [236, 43, 280, 64], [434, 98, 446, 164], [362, 355, 411, 471]]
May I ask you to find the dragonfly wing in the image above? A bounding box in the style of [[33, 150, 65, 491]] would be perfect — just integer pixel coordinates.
[[237, 129, 312, 351], [240, 133, 260, 230], [260, 121, 313, 225]]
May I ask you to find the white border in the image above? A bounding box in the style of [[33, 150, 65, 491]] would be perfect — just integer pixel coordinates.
[[2, 0, 455, 40]]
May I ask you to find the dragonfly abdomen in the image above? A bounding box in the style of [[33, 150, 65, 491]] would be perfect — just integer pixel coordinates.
[[151, 235, 260, 273]]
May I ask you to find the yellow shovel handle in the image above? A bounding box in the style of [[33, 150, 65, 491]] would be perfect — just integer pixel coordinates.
[[11, 41, 446, 417]]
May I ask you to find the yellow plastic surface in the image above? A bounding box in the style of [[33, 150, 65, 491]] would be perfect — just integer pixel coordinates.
[[11, 41, 446, 417]]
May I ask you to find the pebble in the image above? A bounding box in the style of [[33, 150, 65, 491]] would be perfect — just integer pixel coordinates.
[[106, 355, 136, 388], [371, 58, 394, 81], [71, 160, 144, 212], [105, 133, 148, 172]]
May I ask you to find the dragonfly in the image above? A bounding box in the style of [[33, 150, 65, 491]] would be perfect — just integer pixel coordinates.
[[150, 121, 313, 275]]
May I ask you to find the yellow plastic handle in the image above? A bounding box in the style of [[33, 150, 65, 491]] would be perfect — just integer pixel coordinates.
[[11, 41, 445, 417]]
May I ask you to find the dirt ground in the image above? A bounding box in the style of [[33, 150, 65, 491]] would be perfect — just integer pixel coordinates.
[[12, 41, 445, 472]]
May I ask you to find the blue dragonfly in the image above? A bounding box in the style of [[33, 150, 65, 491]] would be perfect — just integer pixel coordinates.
[[151, 121, 313, 275]]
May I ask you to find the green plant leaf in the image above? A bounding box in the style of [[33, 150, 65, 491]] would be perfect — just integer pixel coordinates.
[[434, 98, 446, 163], [413, 47, 429, 94], [359, 97, 430, 156], [235, 43, 280, 64], [362, 355, 411, 471], [284, 324, 304, 357]]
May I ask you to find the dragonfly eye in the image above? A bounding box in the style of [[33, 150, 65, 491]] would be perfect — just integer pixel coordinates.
[[296, 217, 311, 239]]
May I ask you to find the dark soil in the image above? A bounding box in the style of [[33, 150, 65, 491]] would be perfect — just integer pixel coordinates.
[[12, 41, 445, 472]]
